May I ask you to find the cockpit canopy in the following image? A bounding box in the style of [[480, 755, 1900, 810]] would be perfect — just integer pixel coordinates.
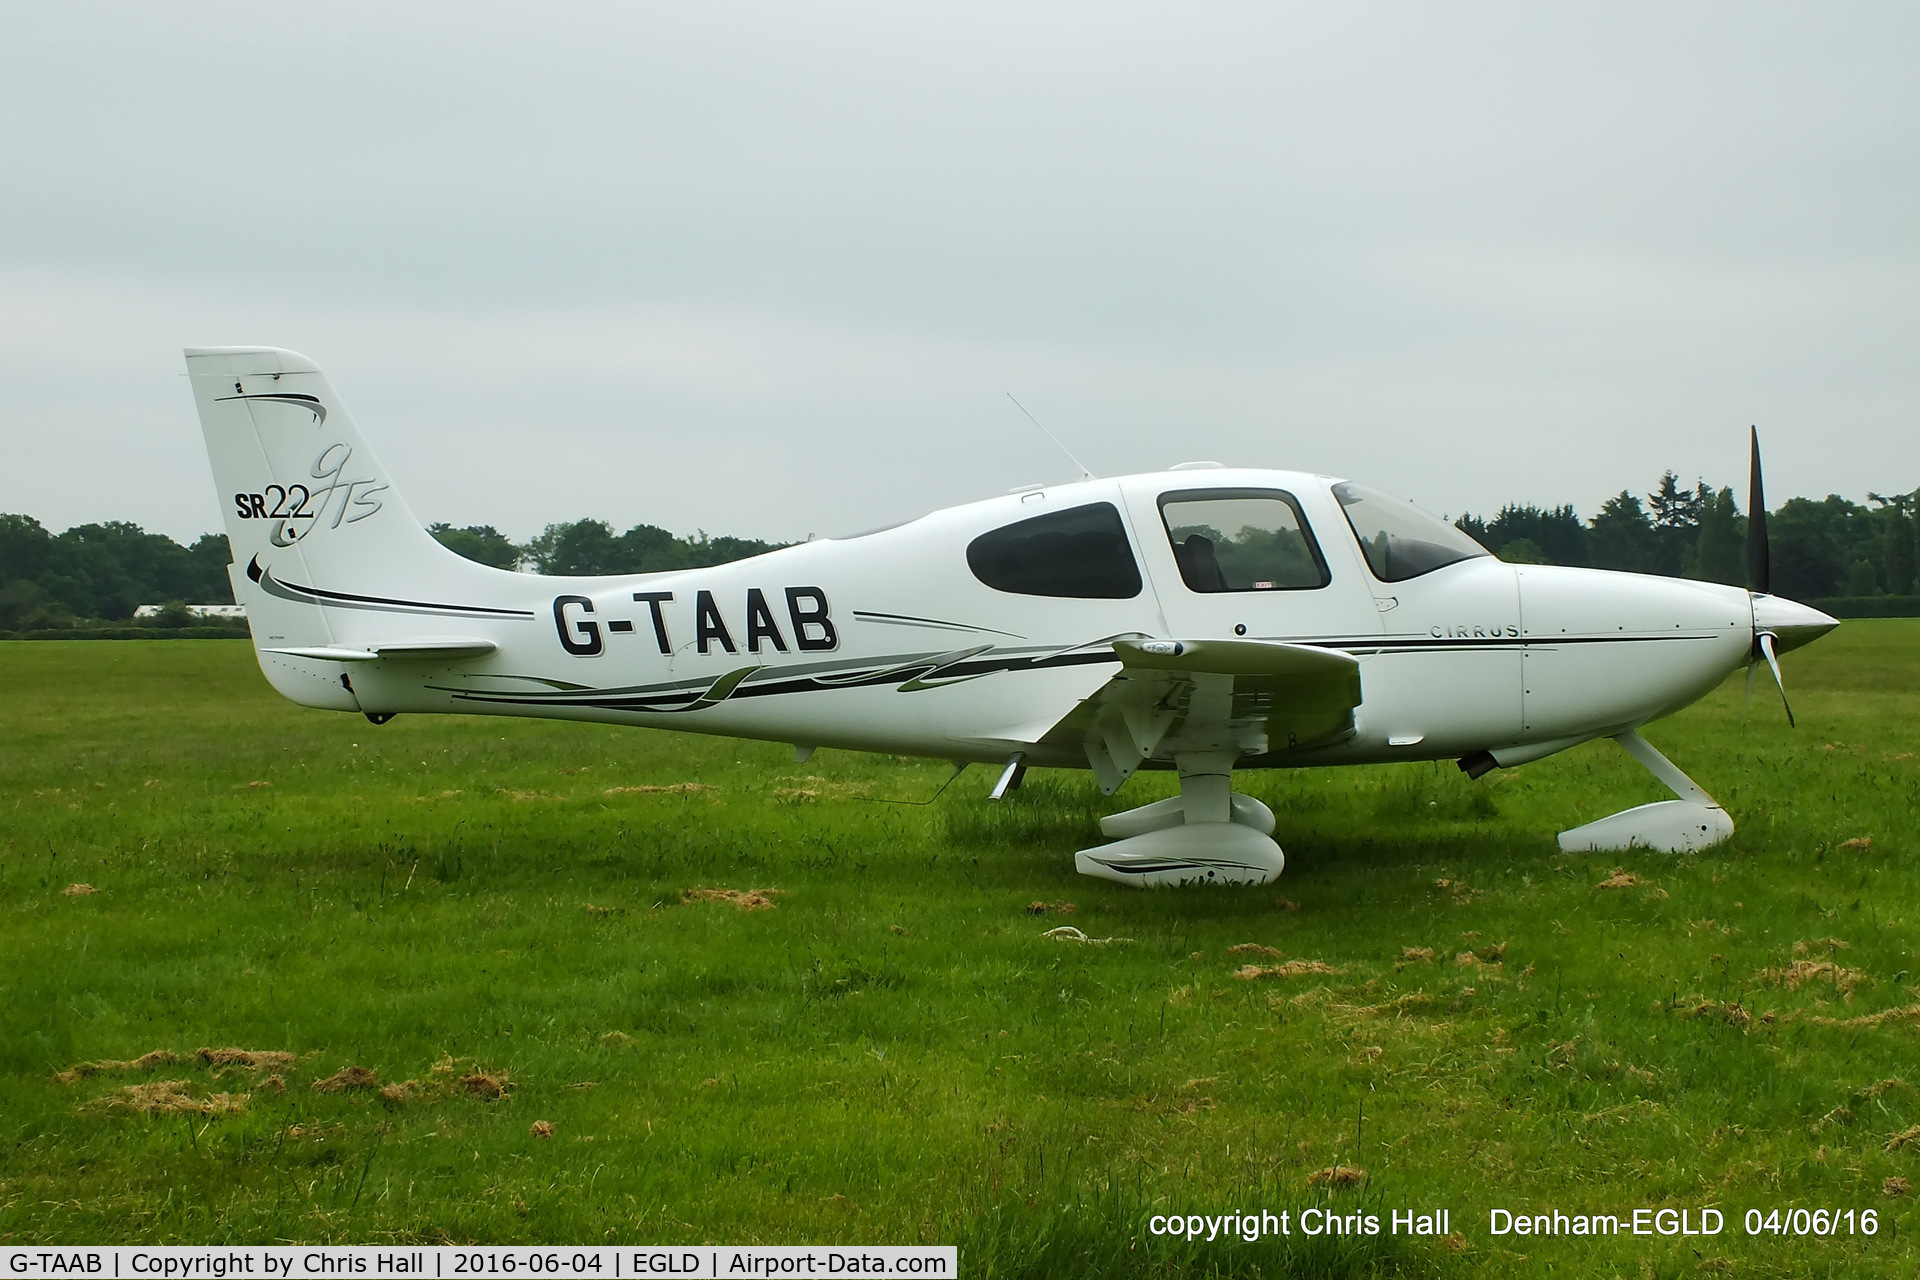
[[962, 478, 1491, 600]]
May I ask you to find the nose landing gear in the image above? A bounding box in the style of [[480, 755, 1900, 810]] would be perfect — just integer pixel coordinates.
[[1556, 731, 1734, 854]]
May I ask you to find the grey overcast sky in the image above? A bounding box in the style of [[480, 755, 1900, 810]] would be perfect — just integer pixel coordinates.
[[2, 2, 1916, 544]]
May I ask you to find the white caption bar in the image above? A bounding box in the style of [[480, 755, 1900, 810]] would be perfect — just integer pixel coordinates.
[[1, 1248, 958, 1280]]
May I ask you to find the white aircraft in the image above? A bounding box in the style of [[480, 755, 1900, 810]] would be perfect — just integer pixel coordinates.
[[186, 346, 1837, 887]]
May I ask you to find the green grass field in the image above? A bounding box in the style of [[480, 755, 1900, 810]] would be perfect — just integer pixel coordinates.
[[3, 626, 1919, 1277]]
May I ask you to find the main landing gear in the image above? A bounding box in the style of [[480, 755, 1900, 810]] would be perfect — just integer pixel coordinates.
[[1073, 750, 1286, 888]]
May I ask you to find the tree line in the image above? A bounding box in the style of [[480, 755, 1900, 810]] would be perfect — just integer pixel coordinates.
[[0, 515, 235, 632], [1455, 471, 1919, 601], [5, 473, 1916, 632], [426, 520, 785, 577], [0, 513, 786, 631]]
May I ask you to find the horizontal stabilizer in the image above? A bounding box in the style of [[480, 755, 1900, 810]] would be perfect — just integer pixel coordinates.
[[265, 637, 499, 663]]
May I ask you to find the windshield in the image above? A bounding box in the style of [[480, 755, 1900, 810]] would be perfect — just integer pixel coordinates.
[[1333, 482, 1490, 582]]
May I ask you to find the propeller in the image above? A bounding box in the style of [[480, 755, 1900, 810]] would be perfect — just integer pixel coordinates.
[[1756, 631, 1795, 728], [1747, 425, 1769, 596], [1745, 426, 1794, 726]]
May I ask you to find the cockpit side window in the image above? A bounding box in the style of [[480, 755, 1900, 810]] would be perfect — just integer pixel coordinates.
[[1332, 481, 1491, 582], [966, 502, 1143, 599], [1157, 489, 1330, 593]]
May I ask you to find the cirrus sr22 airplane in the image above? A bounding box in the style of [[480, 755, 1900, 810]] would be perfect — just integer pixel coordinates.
[[187, 346, 1837, 887]]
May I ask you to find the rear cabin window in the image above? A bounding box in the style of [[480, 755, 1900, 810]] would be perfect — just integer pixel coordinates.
[[966, 502, 1143, 599], [1158, 489, 1330, 592]]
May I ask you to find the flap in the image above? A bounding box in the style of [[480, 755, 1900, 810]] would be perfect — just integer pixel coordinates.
[[1114, 637, 1358, 679]]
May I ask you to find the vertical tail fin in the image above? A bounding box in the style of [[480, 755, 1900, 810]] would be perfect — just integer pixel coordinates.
[[186, 346, 510, 709]]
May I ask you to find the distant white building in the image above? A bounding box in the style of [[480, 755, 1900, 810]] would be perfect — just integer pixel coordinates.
[[134, 604, 248, 619]]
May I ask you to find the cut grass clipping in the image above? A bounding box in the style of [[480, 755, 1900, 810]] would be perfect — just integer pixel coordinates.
[[3, 626, 1920, 1278]]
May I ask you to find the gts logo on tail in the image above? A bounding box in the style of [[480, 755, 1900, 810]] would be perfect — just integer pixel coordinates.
[[233, 444, 389, 545]]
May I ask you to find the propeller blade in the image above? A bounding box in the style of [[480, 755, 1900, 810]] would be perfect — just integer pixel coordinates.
[[1747, 425, 1770, 595], [1758, 631, 1795, 728]]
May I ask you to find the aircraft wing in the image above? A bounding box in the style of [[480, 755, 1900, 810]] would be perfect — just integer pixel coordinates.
[[1035, 638, 1363, 793]]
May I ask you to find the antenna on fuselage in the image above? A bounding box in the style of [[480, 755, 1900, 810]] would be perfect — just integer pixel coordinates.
[[1006, 393, 1096, 481]]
